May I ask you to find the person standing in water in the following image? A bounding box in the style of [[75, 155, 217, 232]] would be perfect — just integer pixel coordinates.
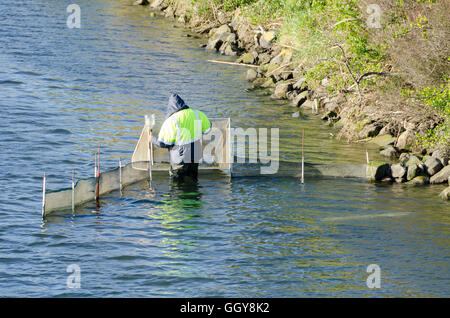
[[151, 94, 211, 181]]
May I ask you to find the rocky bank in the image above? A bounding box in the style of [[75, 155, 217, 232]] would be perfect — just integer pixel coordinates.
[[132, 0, 450, 201]]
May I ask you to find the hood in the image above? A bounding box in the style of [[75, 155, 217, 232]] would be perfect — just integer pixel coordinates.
[[166, 93, 189, 119]]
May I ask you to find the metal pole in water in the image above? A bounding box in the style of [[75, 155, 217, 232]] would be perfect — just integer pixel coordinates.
[[301, 129, 305, 184], [72, 169, 75, 213], [119, 158, 123, 194], [96, 147, 100, 203], [148, 130, 153, 189], [94, 153, 97, 200], [42, 172, 46, 218], [314, 98, 319, 114]]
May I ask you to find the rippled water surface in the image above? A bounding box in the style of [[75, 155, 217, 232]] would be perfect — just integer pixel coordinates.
[[0, 1, 448, 297]]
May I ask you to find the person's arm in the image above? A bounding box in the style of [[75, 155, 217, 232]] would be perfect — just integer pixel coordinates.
[[199, 111, 212, 134], [150, 135, 173, 148], [150, 118, 177, 148]]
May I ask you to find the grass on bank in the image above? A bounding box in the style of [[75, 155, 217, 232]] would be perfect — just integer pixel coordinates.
[[192, 0, 449, 151]]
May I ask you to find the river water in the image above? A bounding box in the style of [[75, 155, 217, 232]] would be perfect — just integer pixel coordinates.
[[0, 0, 448, 297]]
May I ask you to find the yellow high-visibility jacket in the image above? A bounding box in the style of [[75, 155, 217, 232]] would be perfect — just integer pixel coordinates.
[[152, 94, 211, 164]]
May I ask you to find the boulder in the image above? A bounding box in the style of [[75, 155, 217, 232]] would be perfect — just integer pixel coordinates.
[[405, 155, 422, 167], [261, 77, 275, 88], [430, 165, 450, 184], [237, 52, 255, 64], [269, 67, 287, 82], [301, 99, 315, 109], [358, 123, 381, 139], [219, 42, 238, 56], [270, 49, 292, 66], [206, 37, 223, 51], [380, 146, 399, 159], [259, 30, 277, 49], [321, 111, 337, 121], [391, 164, 406, 179], [151, 0, 168, 9], [371, 134, 395, 147], [209, 24, 231, 38], [246, 69, 258, 82], [324, 101, 339, 113], [398, 152, 411, 166], [293, 77, 307, 91], [280, 72, 293, 81], [432, 149, 449, 166], [439, 186, 450, 200], [252, 78, 266, 88], [217, 11, 228, 25], [366, 161, 391, 181], [378, 125, 394, 136], [133, 0, 149, 5], [406, 164, 424, 181], [396, 129, 416, 150], [407, 176, 429, 185], [292, 91, 308, 107], [424, 157, 443, 176], [257, 52, 272, 65], [271, 81, 293, 100]]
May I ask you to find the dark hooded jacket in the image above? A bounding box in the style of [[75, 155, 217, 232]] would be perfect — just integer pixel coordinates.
[[151, 94, 207, 165]]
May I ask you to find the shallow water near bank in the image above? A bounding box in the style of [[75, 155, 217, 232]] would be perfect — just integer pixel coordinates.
[[0, 1, 448, 297]]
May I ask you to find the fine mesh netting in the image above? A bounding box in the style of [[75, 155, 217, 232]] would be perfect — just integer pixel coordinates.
[[43, 118, 232, 217], [42, 116, 370, 217]]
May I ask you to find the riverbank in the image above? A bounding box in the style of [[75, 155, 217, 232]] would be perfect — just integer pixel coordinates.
[[132, 0, 449, 200]]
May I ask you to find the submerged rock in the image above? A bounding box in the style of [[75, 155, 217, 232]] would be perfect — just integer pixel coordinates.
[[439, 186, 450, 200], [407, 175, 429, 185], [366, 161, 391, 181]]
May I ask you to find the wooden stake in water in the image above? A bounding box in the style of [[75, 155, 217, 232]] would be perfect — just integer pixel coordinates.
[[301, 129, 305, 184], [72, 169, 75, 213], [42, 172, 46, 218]]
